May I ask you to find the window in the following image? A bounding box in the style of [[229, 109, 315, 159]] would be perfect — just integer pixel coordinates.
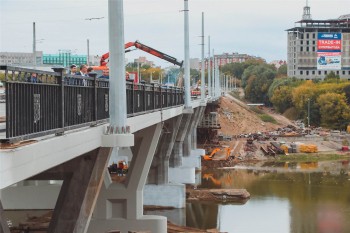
[[306, 71, 309, 75], [313, 47, 315, 52], [312, 33, 315, 39], [336, 71, 339, 75], [300, 47, 303, 52], [343, 71, 345, 75], [325, 71, 328, 75], [306, 47, 309, 52], [312, 71, 315, 75], [318, 71, 321, 75], [300, 71, 303, 75], [306, 34, 309, 39]]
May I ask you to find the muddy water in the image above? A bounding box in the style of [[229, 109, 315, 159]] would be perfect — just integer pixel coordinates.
[[186, 160, 350, 233]]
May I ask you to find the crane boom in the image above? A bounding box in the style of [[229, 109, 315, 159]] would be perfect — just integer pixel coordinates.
[[100, 40, 183, 67]]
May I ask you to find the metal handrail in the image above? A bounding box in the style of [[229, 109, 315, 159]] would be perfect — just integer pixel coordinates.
[[0, 65, 184, 142]]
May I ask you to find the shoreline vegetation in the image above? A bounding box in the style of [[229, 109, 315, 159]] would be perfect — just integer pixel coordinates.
[[275, 152, 350, 162]]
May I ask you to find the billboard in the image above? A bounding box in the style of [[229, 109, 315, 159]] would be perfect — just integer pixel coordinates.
[[317, 52, 342, 70], [317, 33, 342, 70]]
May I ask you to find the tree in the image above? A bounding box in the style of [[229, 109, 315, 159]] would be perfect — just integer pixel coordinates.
[[277, 64, 287, 76], [221, 63, 245, 80], [270, 85, 293, 113], [317, 93, 350, 129]]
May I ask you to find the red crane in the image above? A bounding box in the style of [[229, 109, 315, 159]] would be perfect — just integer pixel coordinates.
[[99, 40, 183, 67]]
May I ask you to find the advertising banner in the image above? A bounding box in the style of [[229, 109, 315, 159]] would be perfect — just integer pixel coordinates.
[[317, 33, 342, 70], [317, 52, 342, 70]]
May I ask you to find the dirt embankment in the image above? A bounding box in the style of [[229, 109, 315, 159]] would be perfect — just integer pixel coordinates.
[[217, 95, 292, 136]]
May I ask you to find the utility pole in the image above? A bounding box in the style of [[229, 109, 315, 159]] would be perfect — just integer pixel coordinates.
[[108, 0, 127, 132], [33, 22, 36, 68], [307, 98, 310, 132], [87, 39, 90, 65], [208, 36, 211, 97], [200, 12, 205, 101], [183, 0, 191, 108], [212, 49, 215, 97]]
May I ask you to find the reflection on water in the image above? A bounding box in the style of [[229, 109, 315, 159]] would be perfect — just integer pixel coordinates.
[[189, 160, 350, 233]]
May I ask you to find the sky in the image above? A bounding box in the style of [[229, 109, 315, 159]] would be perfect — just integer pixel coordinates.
[[1, 0, 349, 67]]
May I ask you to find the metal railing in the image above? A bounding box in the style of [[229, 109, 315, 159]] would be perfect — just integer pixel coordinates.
[[0, 66, 184, 142]]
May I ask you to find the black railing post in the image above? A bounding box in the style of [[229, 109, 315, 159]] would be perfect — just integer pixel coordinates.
[[52, 67, 65, 135], [143, 83, 146, 112], [89, 72, 98, 126], [152, 83, 156, 110]]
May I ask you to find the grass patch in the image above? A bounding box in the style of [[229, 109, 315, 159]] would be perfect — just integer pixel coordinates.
[[277, 153, 350, 162], [250, 106, 264, 114], [229, 91, 242, 100], [258, 114, 277, 124]]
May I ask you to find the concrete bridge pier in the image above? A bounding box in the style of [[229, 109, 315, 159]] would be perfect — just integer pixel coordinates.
[[0, 199, 10, 233], [169, 106, 205, 185], [169, 109, 194, 184], [145, 115, 186, 210], [184, 105, 206, 168], [88, 123, 166, 233], [46, 148, 112, 233]]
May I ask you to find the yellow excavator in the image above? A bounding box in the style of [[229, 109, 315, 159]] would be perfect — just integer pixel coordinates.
[[203, 146, 232, 161]]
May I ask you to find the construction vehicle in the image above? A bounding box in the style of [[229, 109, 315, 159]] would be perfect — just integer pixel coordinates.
[[93, 40, 183, 80], [100, 40, 183, 67], [108, 161, 128, 176], [203, 146, 232, 161]]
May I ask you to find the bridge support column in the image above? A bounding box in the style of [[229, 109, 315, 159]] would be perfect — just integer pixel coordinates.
[[169, 113, 191, 168], [47, 148, 112, 233], [169, 110, 194, 184], [184, 106, 205, 170], [145, 116, 186, 208], [0, 199, 10, 233], [89, 123, 166, 233], [189, 106, 206, 165]]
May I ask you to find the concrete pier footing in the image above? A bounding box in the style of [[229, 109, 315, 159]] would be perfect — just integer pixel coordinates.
[[89, 123, 166, 233]]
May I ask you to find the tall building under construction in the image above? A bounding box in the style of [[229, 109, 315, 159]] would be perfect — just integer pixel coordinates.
[[286, 2, 350, 80]]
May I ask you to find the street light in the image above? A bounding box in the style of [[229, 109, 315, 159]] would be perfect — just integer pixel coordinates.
[[307, 98, 311, 129], [85, 17, 105, 66]]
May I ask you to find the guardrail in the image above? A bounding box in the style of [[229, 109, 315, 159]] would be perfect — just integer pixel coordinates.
[[0, 66, 184, 142]]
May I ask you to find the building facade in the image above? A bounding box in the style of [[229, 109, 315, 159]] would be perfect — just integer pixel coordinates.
[[204, 53, 265, 69], [43, 50, 87, 67], [0, 51, 43, 66], [286, 4, 350, 80]]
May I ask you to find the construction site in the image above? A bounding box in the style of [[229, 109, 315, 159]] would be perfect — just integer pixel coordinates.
[[198, 93, 350, 169]]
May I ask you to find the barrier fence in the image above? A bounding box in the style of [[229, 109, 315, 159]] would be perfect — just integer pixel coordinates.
[[0, 66, 184, 142]]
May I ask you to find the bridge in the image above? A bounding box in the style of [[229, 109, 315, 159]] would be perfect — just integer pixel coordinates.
[[0, 1, 228, 232], [0, 65, 222, 232]]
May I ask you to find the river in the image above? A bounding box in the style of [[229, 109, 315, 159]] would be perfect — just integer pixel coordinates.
[[151, 160, 350, 233]]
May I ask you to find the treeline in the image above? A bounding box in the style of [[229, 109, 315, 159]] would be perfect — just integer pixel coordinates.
[[221, 60, 350, 130]]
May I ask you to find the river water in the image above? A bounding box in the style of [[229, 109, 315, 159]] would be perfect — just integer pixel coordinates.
[[148, 160, 350, 233]]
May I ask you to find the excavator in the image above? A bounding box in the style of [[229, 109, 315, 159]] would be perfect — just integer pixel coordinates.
[[203, 146, 232, 161], [93, 40, 183, 78]]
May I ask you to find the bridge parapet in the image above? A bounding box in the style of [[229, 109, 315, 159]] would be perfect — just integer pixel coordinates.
[[0, 66, 184, 143]]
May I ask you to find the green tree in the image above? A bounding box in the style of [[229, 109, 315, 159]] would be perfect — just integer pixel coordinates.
[[317, 93, 350, 129], [270, 85, 293, 113], [277, 64, 287, 76]]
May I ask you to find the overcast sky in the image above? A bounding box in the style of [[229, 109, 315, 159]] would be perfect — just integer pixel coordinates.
[[1, 0, 349, 67]]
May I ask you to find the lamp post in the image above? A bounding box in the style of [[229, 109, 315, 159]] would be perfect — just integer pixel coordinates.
[[307, 98, 310, 130]]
